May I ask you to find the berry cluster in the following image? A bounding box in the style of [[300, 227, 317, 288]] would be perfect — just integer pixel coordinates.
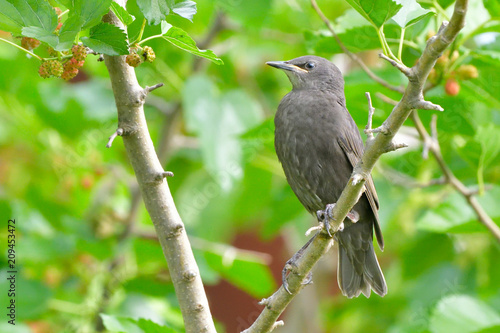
[[429, 50, 478, 96], [125, 45, 156, 67], [38, 44, 88, 80]]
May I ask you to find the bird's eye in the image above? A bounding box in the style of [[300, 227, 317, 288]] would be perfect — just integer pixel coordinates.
[[305, 62, 315, 70]]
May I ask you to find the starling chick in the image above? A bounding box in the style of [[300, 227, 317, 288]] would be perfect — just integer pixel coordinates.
[[267, 55, 387, 298]]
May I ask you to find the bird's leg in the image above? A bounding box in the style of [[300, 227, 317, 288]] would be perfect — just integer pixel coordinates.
[[317, 203, 360, 236], [282, 234, 317, 294]]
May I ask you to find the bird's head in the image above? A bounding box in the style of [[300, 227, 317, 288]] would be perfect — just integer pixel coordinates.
[[266, 55, 344, 92]]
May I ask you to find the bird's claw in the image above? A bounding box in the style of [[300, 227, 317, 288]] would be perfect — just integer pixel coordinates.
[[317, 203, 336, 237], [302, 272, 313, 286], [282, 261, 314, 293], [282, 261, 296, 294]]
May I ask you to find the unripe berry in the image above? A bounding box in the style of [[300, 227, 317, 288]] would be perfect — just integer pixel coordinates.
[[142, 46, 156, 63], [436, 50, 450, 67], [457, 64, 478, 80], [62, 61, 79, 80], [126, 53, 142, 67], [48, 59, 63, 77], [71, 44, 87, 62], [21, 37, 40, 50], [68, 57, 84, 68], [445, 78, 460, 96], [38, 62, 50, 78]]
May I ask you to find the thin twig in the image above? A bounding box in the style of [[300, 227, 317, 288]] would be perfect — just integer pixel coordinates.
[[106, 128, 124, 148], [310, 0, 405, 94], [411, 111, 500, 241]]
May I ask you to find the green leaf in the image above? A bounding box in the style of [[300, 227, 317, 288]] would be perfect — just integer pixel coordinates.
[[12, 0, 58, 32], [391, 0, 434, 28], [137, 0, 174, 25], [161, 23, 223, 65], [73, 0, 113, 30], [22, 26, 59, 48], [81, 23, 128, 56], [430, 295, 500, 333], [416, 187, 500, 234], [172, 0, 196, 22], [344, 0, 402, 28], [204, 250, 276, 298], [0, 0, 25, 34], [484, 0, 500, 18], [1, 0, 57, 37], [182, 75, 262, 189], [110, 2, 135, 25], [101, 314, 179, 333], [55, 15, 83, 50], [476, 124, 500, 168]]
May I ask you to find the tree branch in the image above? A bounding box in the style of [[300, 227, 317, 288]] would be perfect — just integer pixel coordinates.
[[377, 92, 499, 240], [103, 2, 216, 332], [410, 111, 500, 241], [310, 0, 405, 94], [243, 1, 469, 331]]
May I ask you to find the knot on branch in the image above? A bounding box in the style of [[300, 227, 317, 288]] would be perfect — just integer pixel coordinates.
[[183, 269, 198, 281], [165, 224, 184, 239]]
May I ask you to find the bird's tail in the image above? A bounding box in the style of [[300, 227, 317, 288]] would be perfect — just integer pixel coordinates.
[[336, 232, 387, 298]]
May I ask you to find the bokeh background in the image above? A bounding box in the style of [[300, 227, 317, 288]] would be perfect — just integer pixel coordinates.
[[0, 0, 499, 332]]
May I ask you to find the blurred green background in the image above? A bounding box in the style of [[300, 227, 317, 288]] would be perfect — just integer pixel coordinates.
[[0, 0, 500, 332]]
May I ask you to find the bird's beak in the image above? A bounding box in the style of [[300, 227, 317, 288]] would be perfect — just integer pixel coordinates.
[[266, 61, 308, 73]]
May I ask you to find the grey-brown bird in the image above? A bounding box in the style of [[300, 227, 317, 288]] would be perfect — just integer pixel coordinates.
[[267, 55, 387, 298]]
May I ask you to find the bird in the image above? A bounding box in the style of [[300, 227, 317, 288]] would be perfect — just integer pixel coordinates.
[[267, 55, 387, 298]]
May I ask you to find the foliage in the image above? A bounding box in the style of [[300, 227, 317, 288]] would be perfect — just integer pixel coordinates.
[[0, 0, 499, 332]]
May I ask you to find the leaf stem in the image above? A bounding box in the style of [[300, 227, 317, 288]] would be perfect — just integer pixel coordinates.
[[58, 9, 69, 18], [398, 28, 405, 61], [0, 37, 42, 60], [432, 0, 450, 20], [137, 34, 163, 45], [133, 18, 147, 44]]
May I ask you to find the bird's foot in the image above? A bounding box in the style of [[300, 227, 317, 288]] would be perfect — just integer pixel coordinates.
[[316, 203, 337, 237], [317, 203, 360, 236], [282, 234, 317, 294]]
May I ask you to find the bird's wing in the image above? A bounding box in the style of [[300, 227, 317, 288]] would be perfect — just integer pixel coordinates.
[[337, 126, 384, 250]]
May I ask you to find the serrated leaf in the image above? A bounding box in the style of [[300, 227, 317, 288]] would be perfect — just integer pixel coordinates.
[[110, 2, 135, 26], [22, 26, 59, 48], [1, 0, 58, 36], [69, 0, 113, 30], [0, 0, 25, 34], [430, 295, 500, 333], [344, 0, 402, 28], [172, 0, 197, 22], [81, 23, 128, 56], [161, 23, 223, 65], [56, 15, 83, 50], [391, 0, 434, 28], [137, 0, 174, 25]]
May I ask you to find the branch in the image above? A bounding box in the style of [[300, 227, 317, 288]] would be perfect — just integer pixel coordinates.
[[243, 1, 469, 331], [411, 112, 500, 241], [378, 92, 500, 241], [103, 2, 216, 332], [310, 0, 405, 94]]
